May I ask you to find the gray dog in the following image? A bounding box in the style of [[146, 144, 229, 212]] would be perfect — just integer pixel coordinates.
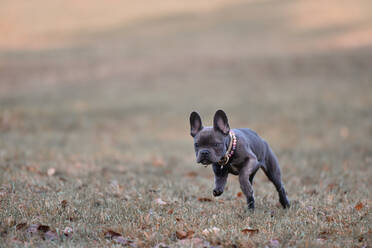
[[190, 110, 290, 209]]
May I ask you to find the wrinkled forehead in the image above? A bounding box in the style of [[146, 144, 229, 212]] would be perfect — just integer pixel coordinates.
[[196, 127, 224, 144]]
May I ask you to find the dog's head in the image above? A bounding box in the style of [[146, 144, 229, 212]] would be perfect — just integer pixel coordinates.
[[189, 110, 231, 165]]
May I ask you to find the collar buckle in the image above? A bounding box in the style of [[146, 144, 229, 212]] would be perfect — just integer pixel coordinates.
[[218, 155, 230, 166], [218, 131, 236, 166]]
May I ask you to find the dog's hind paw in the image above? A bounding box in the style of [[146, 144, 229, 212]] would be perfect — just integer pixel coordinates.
[[247, 197, 255, 209], [213, 189, 223, 197]]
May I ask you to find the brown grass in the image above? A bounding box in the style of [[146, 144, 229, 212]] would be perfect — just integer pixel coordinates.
[[0, 0, 371, 247]]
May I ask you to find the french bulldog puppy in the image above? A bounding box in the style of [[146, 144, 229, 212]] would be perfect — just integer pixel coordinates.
[[190, 110, 290, 209]]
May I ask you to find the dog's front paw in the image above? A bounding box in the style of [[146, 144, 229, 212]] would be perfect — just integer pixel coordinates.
[[213, 189, 223, 197]]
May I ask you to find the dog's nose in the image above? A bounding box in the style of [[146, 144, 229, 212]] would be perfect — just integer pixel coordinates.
[[200, 150, 210, 157]]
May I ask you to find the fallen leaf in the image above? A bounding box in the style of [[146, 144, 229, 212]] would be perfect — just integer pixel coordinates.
[[326, 216, 335, 222], [316, 238, 326, 244], [104, 230, 122, 239], [25, 166, 43, 175], [269, 239, 280, 248], [167, 209, 174, 214], [355, 202, 363, 211], [67, 216, 76, 222], [327, 183, 336, 191], [0, 229, 7, 238], [5, 217, 15, 226], [151, 157, 165, 167], [25, 224, 57, 240], [176, 230, 187, 239], [237, 192, 243, 197], [143, 231, 151, 239], [47, 168, 56, 176], [61, 200, 68, 209], [44, 231, 58, 240], [144, 213, 151, 224], [176, 230, 194, 240], [202, 227, 220, 235], [26, 224, 39, 234], [198, 197, 213, 202], [59, 176, 67, 182], [306, 189, 318, 195], [16, 223, 27, 230], [306, 206, 313, 212], [186, 171, 197, 177], [63, 227, 73, 237], [154, 198, 167, 205], [104, 230, 134, 246], [109, 180, 125, 197], [177, 238, 210, 247], [0, 191, 7, 198], [318, 230, 333, 240], [241, 228, 259, 235], [186, 230, 195, 239], [113, 235, 133, 245], [175, 217, 183, 222], [37, 225, 50, 233]]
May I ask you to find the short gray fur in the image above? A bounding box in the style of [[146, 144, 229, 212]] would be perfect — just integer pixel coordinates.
[[190, 110, 290, 209]]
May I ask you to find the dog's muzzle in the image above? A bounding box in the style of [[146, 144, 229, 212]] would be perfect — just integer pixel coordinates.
[[198, 150, 212, 166]]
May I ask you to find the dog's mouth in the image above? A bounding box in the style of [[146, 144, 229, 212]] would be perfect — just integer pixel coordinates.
[[201, 159, 210, 165], [198, 158, 212, 166]]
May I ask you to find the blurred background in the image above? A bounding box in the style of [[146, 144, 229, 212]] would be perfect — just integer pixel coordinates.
[[1, 1, 372, 246], [0, 0, 371, 182]]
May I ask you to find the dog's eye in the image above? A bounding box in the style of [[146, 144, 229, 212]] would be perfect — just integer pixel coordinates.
[[194, 143, 199, 148], [213, 143, 220, 147]]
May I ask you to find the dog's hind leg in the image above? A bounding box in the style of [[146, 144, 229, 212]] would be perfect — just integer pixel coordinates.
[[262, 146, 290, 208]]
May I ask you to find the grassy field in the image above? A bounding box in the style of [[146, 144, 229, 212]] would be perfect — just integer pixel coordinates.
[[1, 0, 372, 247]]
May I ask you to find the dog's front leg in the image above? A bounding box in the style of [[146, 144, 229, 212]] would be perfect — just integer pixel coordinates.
[[239, 155, 259, 209], [212, 163, 228, 197]]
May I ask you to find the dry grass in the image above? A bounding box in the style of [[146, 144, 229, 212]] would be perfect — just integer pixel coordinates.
[[1, 0, 372, 247]]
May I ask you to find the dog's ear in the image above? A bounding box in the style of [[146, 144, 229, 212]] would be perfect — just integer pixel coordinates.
[[190, 111, 203, 137], [213, 110, 230, 135]]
